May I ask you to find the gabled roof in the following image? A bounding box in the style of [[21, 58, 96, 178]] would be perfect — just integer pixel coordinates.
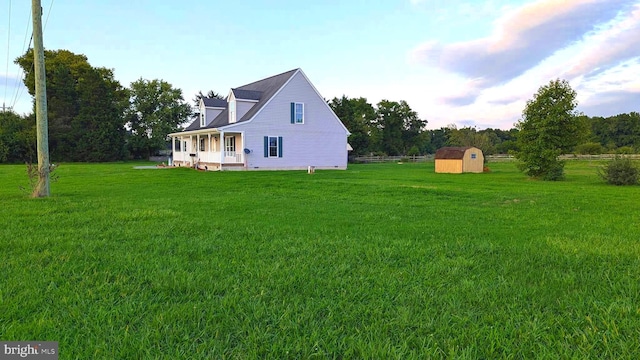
[[184, 116, 202, 131], [232, 89, 262, 101], [182, 68, 299, 131], [434, 147, 473, 159], [202, 97, 226, 108]]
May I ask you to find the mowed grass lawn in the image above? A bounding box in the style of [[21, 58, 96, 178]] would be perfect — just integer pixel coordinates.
[[1, 161, 639, 359]]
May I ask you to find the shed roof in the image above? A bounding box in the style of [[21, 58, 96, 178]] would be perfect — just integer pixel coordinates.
[[434, 147, 473, 159]]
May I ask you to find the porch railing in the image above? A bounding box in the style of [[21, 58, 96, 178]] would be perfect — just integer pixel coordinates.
[[224, 151, 243, 163]]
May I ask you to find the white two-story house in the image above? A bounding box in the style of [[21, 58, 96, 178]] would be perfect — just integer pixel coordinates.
[[170, 68, 350, 171]]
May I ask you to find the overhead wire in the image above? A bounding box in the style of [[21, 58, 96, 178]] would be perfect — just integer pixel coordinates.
[[3, 0, 12, 110], [10, 0, 55, 112]]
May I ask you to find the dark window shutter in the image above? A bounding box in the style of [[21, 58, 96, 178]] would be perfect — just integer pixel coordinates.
[[290, 103, 295, 124], [263, 136, 268, 157], [278, 137, 283, 158]]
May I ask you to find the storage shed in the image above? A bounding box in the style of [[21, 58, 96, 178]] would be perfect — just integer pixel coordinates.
[[434, 147, 484, 173]]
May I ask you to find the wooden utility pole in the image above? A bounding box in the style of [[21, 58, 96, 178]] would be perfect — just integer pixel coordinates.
[[31, 0, 50, 197]]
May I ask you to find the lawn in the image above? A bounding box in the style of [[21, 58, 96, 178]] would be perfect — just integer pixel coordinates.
[[1, 161, 639, 359]]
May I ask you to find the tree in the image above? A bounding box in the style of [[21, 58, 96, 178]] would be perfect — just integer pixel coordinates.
[[328, 96, 377, 155], [15, 49, 128, 161], [448, 126, 496, 155], [375, 100, 426, 155], [126, 79, 192, 159], [514, 79, 585, 180], [192, 90, 223, 107], [0, 111, 36, 163]]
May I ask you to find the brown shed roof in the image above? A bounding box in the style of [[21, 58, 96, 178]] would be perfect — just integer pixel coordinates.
[[434, 147, 472, 159]]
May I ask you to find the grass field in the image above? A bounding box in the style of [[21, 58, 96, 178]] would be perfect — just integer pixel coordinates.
[[1, 161, 639, 359]]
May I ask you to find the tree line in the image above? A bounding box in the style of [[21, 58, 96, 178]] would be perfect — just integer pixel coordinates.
[[328, 95, 640, 158], [1, 49, 191, 163], [1, 49, 639, 165]]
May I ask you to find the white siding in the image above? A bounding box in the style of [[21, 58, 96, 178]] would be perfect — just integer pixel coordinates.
[[222, 71, 348, 170], [236, 100, 256, 121]]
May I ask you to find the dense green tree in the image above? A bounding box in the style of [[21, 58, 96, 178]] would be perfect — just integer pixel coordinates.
[[0, 111, 36, 163], [589, 112, 640, 151], [193, 90, 224, 107], [15, 49, 128, 161], [448, 126, 496, 155], [515, 79, 585, 180], [126, 79, 192, 159], [375, 100, 426, 155], [329, 96, 377, 155], [426, 128, 451, 154]]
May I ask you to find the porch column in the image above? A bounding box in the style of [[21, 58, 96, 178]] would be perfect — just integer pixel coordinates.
[[220, 131, 225, 165], [241, 132, 246, 168]]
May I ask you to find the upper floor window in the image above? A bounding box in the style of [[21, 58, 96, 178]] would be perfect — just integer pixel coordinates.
[[229, 100, 236, 123], [291, 102, 304, 124], [200, 112, 205, 127]]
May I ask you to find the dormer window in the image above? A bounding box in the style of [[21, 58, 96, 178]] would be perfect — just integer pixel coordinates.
[[200, 112, 205, 127], [229, 100, 236, 123]]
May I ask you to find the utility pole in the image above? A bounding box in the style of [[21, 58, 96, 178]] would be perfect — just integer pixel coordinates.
[[31, 0, 50, 197]]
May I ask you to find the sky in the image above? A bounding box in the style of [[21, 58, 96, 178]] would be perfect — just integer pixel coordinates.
[[1, 0, 639, 130]]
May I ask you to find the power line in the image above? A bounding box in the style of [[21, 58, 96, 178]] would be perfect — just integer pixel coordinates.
[[10, 4, 34, 112], [4, 0, 12, 109], [11, 0, 54, 112], [44, 0, 55, 31]]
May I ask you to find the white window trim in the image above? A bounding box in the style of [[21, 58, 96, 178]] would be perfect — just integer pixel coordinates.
[[225, 136, 236, 153], [229, 100, 236, 123], [294, 102, 304, 124], [268, 136, 279, 158]]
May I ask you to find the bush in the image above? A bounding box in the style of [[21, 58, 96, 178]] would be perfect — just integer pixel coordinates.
[[616, 146, 635, 154], [575, 142, 604, 155], [407, 145, 420, 156], [598, 157, 639, 185]]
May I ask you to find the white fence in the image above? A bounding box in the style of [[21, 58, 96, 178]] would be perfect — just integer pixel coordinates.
[[352, 154, 640, 163]]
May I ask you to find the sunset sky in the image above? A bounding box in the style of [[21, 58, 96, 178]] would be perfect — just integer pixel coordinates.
[[2, 0, 639, 129]]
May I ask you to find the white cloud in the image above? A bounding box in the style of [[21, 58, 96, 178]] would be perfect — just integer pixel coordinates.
[[404, 0, 640, 129]]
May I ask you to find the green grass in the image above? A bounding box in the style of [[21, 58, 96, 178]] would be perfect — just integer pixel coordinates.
[[1, 161, 639, 359]]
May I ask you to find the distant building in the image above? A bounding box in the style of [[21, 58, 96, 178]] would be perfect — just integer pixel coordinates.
[[434, 147, 484, 173]]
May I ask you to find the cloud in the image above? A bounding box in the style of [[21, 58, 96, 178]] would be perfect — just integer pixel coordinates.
[[563, 3, 640, 79], [411, 0, 637, 87], [578, 90, 640, 116]]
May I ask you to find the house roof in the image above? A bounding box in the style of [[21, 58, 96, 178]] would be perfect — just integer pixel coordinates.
[[434, 147, 473, 159], [232, 89, 262, 101], [202, 97, 226, 108], [182, 68, 299, 131], [184, 115, 202, 131]]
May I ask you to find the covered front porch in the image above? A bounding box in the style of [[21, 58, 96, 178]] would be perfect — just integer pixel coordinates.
[[171, 130, 245, 171]]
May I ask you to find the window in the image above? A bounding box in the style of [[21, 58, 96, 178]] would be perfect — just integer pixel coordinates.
[[200, 112, 205, 127], [174, 138, 181, 152], [263, 136, 283, 158], [269, 137, 278, 157], [199, 138, 205, 151], [225, 136, 235, 153], [471, 153, 477, 159], [229, 100, 236, 123], [290, 102, 304, 124], [183, 141, 187, 152]]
